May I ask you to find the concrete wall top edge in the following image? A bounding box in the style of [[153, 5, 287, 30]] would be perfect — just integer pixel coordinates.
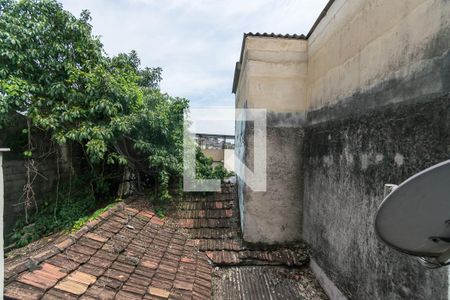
[[235, 0, 450, 115], [246, 36, 308, 52], [306, 0, 449, 111], [235, 36, 309, 112]]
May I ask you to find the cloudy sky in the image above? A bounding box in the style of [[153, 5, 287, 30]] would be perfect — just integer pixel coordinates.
[[59, 0, 328, 134]]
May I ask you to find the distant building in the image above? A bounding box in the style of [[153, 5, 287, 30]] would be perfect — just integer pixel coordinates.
[[194, 133, 235, 172]]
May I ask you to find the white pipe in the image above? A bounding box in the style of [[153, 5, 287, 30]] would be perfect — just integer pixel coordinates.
[[0, 148, 10, 296]]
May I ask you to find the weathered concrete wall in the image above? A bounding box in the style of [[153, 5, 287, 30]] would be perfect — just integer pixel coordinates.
[[239, 123, 304, 244], [2, 153, 72, 240], [235, 114, 247, 233], [302, 0, 450, 298], [236, 36, 308, 112], [0, 117, 73, 242], [303, 96, 450, 299], [0, 149, 9, 292], [235, 37, 307, 244], [234, 0, 450, 296], [307, 0, 450, 111]]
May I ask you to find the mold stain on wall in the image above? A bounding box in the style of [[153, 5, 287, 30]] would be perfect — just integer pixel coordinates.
[[303, 95, 450, 299]]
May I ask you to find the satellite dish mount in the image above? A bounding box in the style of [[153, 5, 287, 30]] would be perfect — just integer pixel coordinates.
[[375, 160, 450, 269]]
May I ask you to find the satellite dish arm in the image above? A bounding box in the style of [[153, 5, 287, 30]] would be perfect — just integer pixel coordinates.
[[383, 184, 398, 198]]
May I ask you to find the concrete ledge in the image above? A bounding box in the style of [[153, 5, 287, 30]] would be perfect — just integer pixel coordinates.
[[310, 259, 348, 300]]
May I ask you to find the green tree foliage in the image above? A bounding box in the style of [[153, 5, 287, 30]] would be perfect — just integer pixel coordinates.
[[196, 148, 234, 180], [0, 0, 228, 209], [0, 1, 181, 184], [0, 0, 143, 165]]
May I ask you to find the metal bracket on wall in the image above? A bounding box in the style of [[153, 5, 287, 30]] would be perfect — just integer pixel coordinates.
[[383, 184, 398, 198]]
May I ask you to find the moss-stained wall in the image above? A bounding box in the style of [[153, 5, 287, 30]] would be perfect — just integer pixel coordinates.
[[235, 36, 307, 244], [302, 0, 450, 298], [303, 96, 450, 299], [234, 0, 450, 297]]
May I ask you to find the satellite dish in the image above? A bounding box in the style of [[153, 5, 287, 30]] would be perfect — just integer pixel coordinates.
[[375, 160, 450, 268]]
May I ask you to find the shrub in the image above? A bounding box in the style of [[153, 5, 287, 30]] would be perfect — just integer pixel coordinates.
[[10, 175, 116, 248]]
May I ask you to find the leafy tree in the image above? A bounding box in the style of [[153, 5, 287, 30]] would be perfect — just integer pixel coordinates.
[[0, 0, 227, 215], [0, 0, 146, 164], [195, 148, 234, 180], [130, 84, 189, 201]]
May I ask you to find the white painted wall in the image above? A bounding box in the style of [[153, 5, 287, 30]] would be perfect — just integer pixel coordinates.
[[224, 149, 235, 172]]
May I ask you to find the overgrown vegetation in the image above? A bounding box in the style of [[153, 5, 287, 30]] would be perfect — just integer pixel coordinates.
[[196, 148, 234, 179], [10, 176, 119, 247], [1, 0, 234, 247]]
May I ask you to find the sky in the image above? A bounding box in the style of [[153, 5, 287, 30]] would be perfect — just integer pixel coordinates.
[[59, 0, 329, 134]]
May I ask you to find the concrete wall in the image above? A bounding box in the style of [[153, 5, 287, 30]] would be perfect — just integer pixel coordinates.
[[233, 0, 450, 298], [235, 115, 247, 234], [302, 0, 450, 298], [235, 36, 307, 244], [307, 0, 450, 113], [2, 152, 72, 241], [236, 37, 308, 112], [303, 96, 450, 299], [1, 149, 9, 296], [0, 117, 73, 243]]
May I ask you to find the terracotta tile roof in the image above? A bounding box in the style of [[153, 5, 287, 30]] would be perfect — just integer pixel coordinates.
[[175, 183, 309, 267], [177, 184, 325, 299], [4, 203, 212, 300], [4, 183, 320, 299]]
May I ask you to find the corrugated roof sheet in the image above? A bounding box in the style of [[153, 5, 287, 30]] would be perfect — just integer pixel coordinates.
[[244, 32, 306, 39], [213, 266, 327, 300]]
